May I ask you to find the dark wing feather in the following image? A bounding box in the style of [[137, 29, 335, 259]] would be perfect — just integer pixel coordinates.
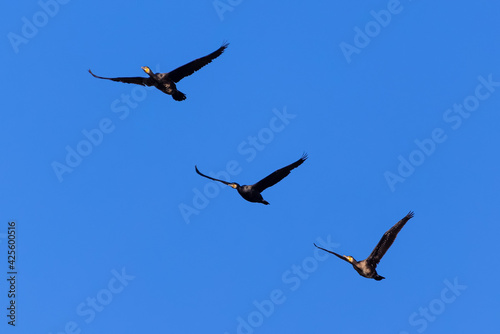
[[88, 69, 154, 86], [195, 166, 232, 186], [167, 43, 229, 83], [367, 211, 414, 265], [313, 243, 351, 264], [252, 153, 308, 193]]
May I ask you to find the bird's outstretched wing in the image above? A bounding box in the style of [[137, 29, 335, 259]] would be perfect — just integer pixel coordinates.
[[88, 69, 154, 86], [313, 243, 351, 264], [252, 153, 308, 193], [195, 166, 232, 186], [367, 211, 414, 265], [167, 43, 229, 83]]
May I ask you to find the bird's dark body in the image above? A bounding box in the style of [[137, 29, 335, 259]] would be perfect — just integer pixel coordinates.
[[351, 260, 385, 281], [236, 186, 269, 205], [89, 43, 228, 101], [314, 211, 414, 281], [151, 73, 173, 93], [146, 73, 185, 101]]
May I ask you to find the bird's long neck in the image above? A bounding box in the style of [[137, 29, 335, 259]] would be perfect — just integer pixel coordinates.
[[142, 67, 155, 78]]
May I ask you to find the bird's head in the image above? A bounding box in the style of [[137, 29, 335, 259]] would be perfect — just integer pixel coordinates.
[[229, 183, 239, 189], [141, 66, 152, 74], [345, 256, 355, 263]]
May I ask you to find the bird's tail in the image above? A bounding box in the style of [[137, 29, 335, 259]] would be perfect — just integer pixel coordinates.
[[374, 275, 385, 281], [262, 200, 270, 205], [172, 91, 186, 101]]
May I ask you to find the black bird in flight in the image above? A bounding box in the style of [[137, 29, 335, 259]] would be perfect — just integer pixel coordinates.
[[314, 211, 414, 280], [195, 153, 308, 205], [88, 42, 229, 101]]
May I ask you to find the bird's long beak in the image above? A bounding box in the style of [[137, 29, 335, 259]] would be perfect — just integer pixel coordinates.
[[229, 183, 238, 189]]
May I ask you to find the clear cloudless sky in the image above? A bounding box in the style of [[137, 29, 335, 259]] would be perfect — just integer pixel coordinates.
[[1, 1, 500, 333]]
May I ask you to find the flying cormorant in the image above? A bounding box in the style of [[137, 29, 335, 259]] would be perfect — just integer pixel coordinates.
[[195, 153, 308, 205], [88, 43, 228, 101], [314, 211, 414, 280]]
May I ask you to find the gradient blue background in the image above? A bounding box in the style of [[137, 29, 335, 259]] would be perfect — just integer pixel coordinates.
[[2, 1, 500, 333]]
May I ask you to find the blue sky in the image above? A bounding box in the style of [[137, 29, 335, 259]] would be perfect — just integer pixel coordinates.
[[2, 1, 500, 333]]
